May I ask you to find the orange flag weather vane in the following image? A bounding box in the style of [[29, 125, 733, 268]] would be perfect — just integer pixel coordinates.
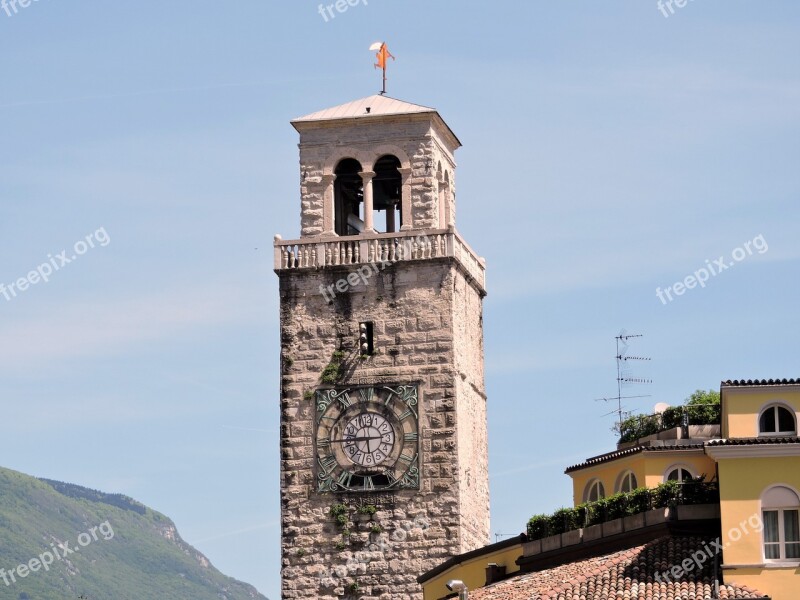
[[369, 42, 395, 95]]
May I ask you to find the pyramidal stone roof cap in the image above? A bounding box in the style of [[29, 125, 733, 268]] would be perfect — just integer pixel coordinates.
[[293, 94, 436, 122], [291, 94, 461, 146]]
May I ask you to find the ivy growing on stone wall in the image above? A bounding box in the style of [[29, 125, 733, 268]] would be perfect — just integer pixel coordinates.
[[321, 350, 346, 384]]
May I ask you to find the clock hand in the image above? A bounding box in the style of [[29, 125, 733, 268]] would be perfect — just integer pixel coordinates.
[[329, 434, 385, 443]]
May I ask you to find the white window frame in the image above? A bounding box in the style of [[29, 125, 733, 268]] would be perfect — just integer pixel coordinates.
[[616, 470, 638, 494], [664, 465, 695, 483], [584, 479, 605, 503], [762, 508, 800, 562], [762, 484, 800, 563], [758, 402, 797, 437]]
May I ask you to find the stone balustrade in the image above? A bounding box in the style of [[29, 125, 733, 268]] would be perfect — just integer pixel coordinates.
[[274, 229, 486, 291]]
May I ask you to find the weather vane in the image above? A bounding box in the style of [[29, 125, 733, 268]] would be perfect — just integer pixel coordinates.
[[369, 42, 395, 95]]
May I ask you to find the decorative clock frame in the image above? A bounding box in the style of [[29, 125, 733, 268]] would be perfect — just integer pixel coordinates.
[[315, 384, 420, 493]]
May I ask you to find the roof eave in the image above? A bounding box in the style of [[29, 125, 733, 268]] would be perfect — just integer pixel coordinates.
[[290, 110, 462, 148]]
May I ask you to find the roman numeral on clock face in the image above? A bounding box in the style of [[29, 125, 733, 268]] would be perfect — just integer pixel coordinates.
[[363, 476, 374, 491], [399, 453, 414, 465], [398, 409, 414, 421], [359, 387, 373, 404], [337, 471, 352, 488], [338, 392, 353, 408], [318, 437, 331, 449], [320, 455, 338, 473], [404, 432, 418, 442]]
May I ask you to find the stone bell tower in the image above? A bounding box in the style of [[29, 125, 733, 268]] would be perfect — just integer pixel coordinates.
[[274, 94, 489, 600]]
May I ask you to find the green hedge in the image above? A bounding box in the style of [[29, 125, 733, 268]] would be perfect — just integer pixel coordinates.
[[618, 404, 721, 443], [618, 390, 721, 443], [526, 479, 719, 540]]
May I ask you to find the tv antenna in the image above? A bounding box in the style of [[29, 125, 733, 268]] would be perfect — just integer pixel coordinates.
[[594, 329, 652, 430]]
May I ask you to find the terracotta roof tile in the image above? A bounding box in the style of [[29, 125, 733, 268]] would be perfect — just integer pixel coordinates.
[[708, 436, 800, 446], [722, 378, 800, 386], [470, 536, 763, 599], [565, 443, 705, 473]]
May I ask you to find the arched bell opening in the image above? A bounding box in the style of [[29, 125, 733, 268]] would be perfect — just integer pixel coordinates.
[[373, 155, 402, 233], [334, 158, 364, 236]]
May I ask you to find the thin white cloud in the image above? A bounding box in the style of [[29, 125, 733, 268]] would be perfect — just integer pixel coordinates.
[[0, 284, 263, 372], [189, 520, 279, 545]]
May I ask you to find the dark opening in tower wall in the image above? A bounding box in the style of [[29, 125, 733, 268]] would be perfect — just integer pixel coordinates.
[[373, 155, 402, 233], [334, 158, 364, 236]]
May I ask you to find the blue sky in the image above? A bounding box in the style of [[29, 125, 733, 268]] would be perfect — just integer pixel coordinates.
[[1, 1, 798, 598]]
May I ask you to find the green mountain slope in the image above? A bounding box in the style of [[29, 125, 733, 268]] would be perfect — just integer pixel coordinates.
[[0, 466, 268, 600]]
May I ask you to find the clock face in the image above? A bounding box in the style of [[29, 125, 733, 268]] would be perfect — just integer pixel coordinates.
[[315, 385, 420, 493], [341, 413, 395, 467]]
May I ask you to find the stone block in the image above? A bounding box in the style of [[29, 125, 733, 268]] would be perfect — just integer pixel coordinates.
[[645, 507, 671, 526], [623, 513, 645, 531], [522, 539, 542, 557], [582, 524, 603, 542], [541, 534, 561, 552], [603, 518, 624, 537], [675, 504, 719, 521], [561, 529, 582, 547]]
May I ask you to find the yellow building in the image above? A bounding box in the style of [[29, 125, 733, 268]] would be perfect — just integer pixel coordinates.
[[420, 378, 800, 599], [565, 439, 717, 506], [706, 379, 800, 600]]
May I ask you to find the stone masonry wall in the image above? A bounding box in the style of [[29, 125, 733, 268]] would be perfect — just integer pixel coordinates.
[[452, 271, 490, 552], [278, 257, 487, 599]]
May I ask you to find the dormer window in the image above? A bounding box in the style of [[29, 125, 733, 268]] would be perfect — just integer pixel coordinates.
[[666, 467, 694, 483], [759, 404, 797, 436]]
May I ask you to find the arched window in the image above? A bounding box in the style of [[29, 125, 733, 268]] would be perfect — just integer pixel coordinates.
[[372, 155, 402, 233], [762, 486, 800, 561], [759, 405, 797, 436], [617, 471, 638, 493], [666, 467, 694, 483], [334, 159, 364, 236], [584, 479, 605, 503]]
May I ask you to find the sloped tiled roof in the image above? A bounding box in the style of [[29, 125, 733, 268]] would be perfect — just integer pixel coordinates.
[[722, 378, 800, 387], [564, 442, 705, 473], [470, 536, 764, 600], [292, 94, 436, 123], [708, 436, 800, 446]]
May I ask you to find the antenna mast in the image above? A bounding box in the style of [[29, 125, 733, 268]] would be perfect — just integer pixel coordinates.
[[595, 329, 652, 431]]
